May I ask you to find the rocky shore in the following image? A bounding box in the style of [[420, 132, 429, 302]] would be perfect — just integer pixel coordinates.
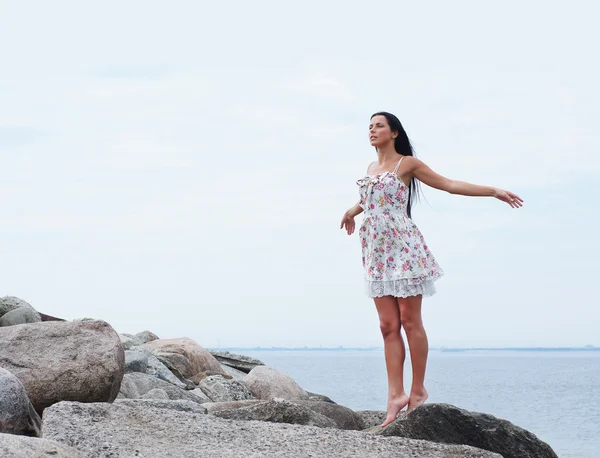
[[0, 296, 558, 457]]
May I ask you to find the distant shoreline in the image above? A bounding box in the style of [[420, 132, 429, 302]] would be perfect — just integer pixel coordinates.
[[209, 346, 599, 352]]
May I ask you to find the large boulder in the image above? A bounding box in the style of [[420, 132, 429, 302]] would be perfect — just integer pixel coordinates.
[[376, 403, 558, 458], [0, 368, 41, 437], [0, 307, 41, 327], [357, 410, 387, 428], [135, 330, 159, 344], [0, 297, 41, 326], [0, 320, 124, 413], [244, 366, 309, 401], [291, 400, 363, 430], [143, 338, 222, 378], [204, 399, 363, 430], [0, 432, 84, 457], [209, 350, 265, 373], [209, 398, 336, 428], [117, 372, 206, 404], [42, 401, 501, 457], [197, 375, 254, 402]]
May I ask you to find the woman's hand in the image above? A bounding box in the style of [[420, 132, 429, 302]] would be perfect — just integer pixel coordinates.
[[340, 212, 356, 235], [494, 188, 524, 208]]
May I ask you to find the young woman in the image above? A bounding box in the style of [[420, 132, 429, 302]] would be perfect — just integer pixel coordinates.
[[340, 111, 523, 428]]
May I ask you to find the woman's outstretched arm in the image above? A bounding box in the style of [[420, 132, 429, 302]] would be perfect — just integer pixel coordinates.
[[407, 157, 524, 208]]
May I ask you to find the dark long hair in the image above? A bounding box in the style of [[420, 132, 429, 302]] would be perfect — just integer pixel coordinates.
[[371, 111, 421, 218]]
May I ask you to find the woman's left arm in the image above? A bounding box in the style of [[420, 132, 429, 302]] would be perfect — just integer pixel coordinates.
[[408, 157, 524, 208]]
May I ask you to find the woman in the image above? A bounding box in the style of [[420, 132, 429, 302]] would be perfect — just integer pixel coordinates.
[[340, 112, 523, 428]]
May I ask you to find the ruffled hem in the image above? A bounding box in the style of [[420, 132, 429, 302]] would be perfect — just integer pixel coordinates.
[[365, 275, 442, 298]]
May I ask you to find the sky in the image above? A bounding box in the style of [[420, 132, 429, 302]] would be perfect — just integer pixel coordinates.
[[0, 1, 598, 348]]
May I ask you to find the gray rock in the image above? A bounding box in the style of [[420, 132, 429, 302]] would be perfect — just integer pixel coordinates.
[[204, 398, 363, 431], [357, 410, 387, 429], [375, 403, 558, 458], [202, 399, 264, 413], [146, 353, 193, 389], [209, 350, 265, 373], [42, 400, 501, 458], [220, 363, 247, 381], [143, 338, 222, 378], [0, 307, 41, 327], [0, 432, 84, 457], [0, 368, 42, 437], [119, 333, 143, 350], [141, 388, 170, 400], [153, 354, 197, 389], [292, 400, 364, 430], [245, 366, 309, 401], [190, 388, 212, 402], [124, 349, 149, 373], [0, 320, 124, 414], [198, 375, 254, 402], [190, 370, 232, 385], [118, 372, 206, 405], [135, 330, 159, 344], [306, 390, 337, 404], [0, 296, 37, 318], [114, 398, 207, 414], [212, 398, 337, 428]]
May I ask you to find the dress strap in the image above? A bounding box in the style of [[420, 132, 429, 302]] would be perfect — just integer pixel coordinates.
[[392, 157, 404, 174]]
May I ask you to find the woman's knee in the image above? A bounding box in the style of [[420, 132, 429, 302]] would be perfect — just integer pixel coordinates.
[[379, 319, 401, 339], [401, 314, 423, 334]]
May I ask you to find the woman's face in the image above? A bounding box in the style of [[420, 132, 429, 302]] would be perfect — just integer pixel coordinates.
[[369, 115, 396, 147]]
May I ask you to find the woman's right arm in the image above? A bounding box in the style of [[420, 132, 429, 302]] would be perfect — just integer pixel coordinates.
[[346, 202, 364, 218]]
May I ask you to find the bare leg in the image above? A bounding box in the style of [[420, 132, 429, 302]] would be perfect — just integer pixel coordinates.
[[374, 296, 410, 427], [399, 295, 429, 411]]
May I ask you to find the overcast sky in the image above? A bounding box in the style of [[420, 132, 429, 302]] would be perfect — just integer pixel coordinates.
[[1, 1, 598, 348]]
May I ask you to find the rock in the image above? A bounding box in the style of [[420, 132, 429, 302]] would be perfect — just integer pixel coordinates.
[[0, 432, 84, 457], [141, 388, 170, 400], [209, 350, 265, 373], [220, 363, 247, 381], [245, 366, 309, 401], [114, 398, 207, 414], [42, 401, 501, 457], [146, 353, 194, 389], [204, 398, 363, 431], [291, 400, 364, 430], [202, 399, 264, 413], [357, 410, 387, 429], [135, 330, 159, 343], [143, 338, 222, 378], [306, 390, 337, 404], [189, 388, 212, 403], [190, 370, 232, 385], [118, 372, 206, 405], [0, 368, 42, 437], [119, 333, 143, 350], [0, 296, 37, 318], [197, 375, 254, 402], [124, 349, 149, 373], [0, 320, 124, 414], [0, 307, 41, 327], [153, 353, 197, 389], [211, 398, 337, 428], [376, 403, 558, 458]]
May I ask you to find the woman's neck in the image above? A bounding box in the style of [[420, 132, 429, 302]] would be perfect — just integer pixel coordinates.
[[377, 144, 401, 164]]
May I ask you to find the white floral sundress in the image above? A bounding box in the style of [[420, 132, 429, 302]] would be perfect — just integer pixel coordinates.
[[356, 157, 443, 298]]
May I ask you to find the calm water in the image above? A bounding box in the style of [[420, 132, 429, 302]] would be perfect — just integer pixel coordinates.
[[242, 350, 600, 458]]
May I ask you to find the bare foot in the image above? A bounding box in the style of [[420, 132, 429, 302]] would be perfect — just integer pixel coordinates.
[[407, 388, 429, 411], [380, 393, 409, 427]]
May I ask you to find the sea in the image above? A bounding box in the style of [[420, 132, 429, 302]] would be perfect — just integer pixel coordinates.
[[236, 349, 600, 458]]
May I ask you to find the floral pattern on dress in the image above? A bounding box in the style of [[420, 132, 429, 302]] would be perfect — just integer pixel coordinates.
[[356, 171, 443, 298]]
